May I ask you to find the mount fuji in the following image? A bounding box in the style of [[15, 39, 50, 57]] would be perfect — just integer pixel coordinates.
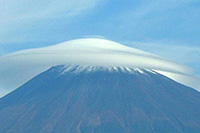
[[0, 39, 200, 132], [0, 38, 200, 98]]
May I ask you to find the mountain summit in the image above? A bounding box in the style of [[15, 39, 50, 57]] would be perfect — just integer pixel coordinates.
[[0, 65, 200, 132], [1, 38, 199, 98]]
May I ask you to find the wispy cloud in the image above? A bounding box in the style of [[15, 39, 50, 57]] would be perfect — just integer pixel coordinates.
[[124, 41, 200, 76], [112, 0, 200, 45], [0, 0, 103, 43], [1, 0, 199, 45], [119, 0, 198, 24], [0, 0, 102, 20], [0, 0, 199, 95]]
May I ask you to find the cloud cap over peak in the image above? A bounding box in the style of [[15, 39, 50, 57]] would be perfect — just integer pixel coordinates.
[[0, 38, 199, 97]]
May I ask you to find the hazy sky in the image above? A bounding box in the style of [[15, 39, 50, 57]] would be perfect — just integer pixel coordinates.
[[0, 0, 200, 76]]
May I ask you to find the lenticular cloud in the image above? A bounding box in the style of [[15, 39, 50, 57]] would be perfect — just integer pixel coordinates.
[[0, 38, 199, 97]]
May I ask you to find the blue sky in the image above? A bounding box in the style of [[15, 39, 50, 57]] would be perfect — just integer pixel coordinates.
[[0, 0, 200, 76]]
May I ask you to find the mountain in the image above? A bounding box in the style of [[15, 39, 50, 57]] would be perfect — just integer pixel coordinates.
[[1, 38, 199, 98], [0, 65, 200, 133]]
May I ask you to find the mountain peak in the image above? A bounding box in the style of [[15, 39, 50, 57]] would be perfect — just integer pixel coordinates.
[[0, 38, 199, 98], [0, 64, 200, 132], [54, 65, 157, 75]]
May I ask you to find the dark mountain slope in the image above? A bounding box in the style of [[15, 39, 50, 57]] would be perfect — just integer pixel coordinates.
[[0, 65, 200, 133]]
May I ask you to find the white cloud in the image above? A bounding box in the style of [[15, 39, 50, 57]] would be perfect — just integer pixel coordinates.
[[0, 0, 101, 20], [0, 87, 8, 98], [113, 0, 200, 42], [0, 0, 103, 43], [155, 70, 200, 90], [0, 38, 199, 98], [123, 0, 197, 21], [127, 41, 200, 59], [124, 41, 200, 76]]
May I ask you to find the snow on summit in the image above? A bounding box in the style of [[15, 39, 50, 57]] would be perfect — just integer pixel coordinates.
[[0, 38, 199, 97], [57, 65, 157, 75]]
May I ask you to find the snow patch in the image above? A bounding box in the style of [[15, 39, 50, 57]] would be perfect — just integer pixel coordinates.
[[58, 65, 157, 76]]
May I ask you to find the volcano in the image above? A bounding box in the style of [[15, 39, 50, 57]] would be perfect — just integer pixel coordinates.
[[0, 65, 200, 133], [1, 38, 200, 98]]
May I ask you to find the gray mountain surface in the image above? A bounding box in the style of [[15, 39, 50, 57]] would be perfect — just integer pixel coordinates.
[[0, 65, 200, 133]]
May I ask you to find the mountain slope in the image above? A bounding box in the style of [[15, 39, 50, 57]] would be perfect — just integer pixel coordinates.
[[0, 65, 200, 133]]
